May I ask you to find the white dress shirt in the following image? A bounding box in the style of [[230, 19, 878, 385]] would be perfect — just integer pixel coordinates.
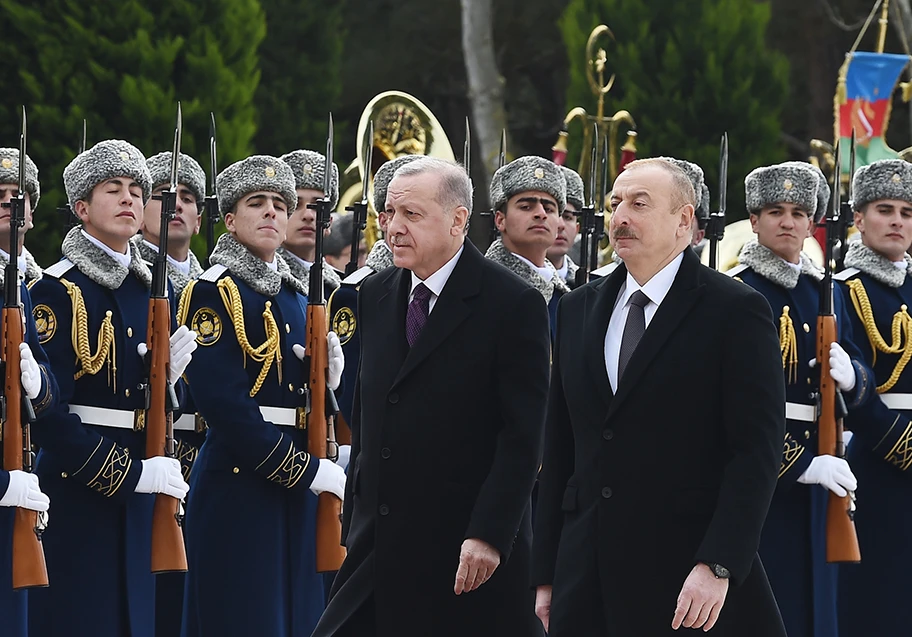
[[409, 243, 465, 315], [604, 251, 685, 391], [142, 239, 191, 275], [82, 230, 131, 268], [512, 251, 554, 282], [554, 257, 569, 281], [285, 250, 314, 271]]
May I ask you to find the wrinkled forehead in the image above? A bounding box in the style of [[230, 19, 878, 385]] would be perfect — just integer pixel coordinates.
[[611, 165, 672, 198], [386, 172, 436, 205]]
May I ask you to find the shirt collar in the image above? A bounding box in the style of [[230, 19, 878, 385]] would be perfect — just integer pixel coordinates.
[[553, 256, 568, 280], [410, 242, 465, 297], [894, 260, 908, 270], [142, 239, 191, 275], [264, 256, 278, 272], [621, 250, 685, 308], [512, 251, 553, 282], [82, 229, 131, 268], [285, 249, 313, 271]]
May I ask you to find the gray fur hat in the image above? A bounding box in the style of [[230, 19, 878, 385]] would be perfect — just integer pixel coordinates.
[[63, 140, 152, 205], [560, 166, 585, 211], [490, 156, 567, 213], [216, 155, 297, 216], [279, 149, 340, 209], [852, 158, 912, 210], [695, 183, 711, 229], [146, 151, 206, 205], [0, 148, 39, 208], [780, 161, 829, 222], [655, 157, 704, 208], [745, 162, 819, 218], [373, 155, 421, 212]]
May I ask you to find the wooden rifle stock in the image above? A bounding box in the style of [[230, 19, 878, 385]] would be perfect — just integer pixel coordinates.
[[816, 314, 861, 563], [145, 297, 187, 573], [306, 304, 346, 573], [2, 304, 48, 589]]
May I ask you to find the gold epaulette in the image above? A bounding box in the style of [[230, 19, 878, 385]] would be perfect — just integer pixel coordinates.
[[846, 279, 912, 392]]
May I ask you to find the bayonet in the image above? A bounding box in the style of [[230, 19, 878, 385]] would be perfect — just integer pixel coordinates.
[[464, 117, 471, 177], [707, 132, 728, 270], [205, 113, 220, 265], [498, 129, 507, 170], [79, 119, 86, 155], [345, 120, 372, 276]]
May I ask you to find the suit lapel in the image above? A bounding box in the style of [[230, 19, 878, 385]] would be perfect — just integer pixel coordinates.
[[586, 270, 625, 411], [377, 266, 411, 376], [391, 242, 481, 390], [607, 250, 705, 420]]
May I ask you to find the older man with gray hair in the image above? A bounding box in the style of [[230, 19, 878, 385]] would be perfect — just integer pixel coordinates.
[[314, 156, 551, 637]]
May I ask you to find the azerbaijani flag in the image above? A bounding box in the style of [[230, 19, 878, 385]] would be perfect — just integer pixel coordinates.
[[837, 51, 911, 172]]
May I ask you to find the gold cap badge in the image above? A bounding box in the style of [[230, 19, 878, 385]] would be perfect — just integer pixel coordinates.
[[783, 178, 793, 191], [893, 173, 902, 184], [534, 168, 545, 179], [0, 158, 12, 169], [119, 151, 130, 161], [303, 163, 313, 174], [264, 166, 276, 178]]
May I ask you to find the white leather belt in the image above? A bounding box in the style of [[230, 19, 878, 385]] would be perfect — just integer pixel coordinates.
[[173, 414, 198, 432], [69, 405, 139, 430], [259, 406, 299, 427], [786, 402, 816, 422], [879, 393, 912, 410]]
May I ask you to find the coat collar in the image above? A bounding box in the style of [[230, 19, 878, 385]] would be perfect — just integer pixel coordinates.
[[209, 233, 306, 297], [277, 248, 341, 295], [484, 238, 569, 302], [62, 226, 152, 290], [132, 235, 204, 295], [365, 240, 395, 272], [844, 238, 912, 288], [738, 239, 821, 289], [0, 246, 42, 291]]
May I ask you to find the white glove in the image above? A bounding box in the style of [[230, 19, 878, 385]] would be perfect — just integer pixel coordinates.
[[19, 343, 41, 400], [135, 457, 190, 500], [337, 445, 352, 472], [797, 454, 858, 497], [809, 342, 855, 392], [292, 331, 345, 391], [309, 458, 346, 500], [0, 470, 49, 512], [137, 325, 198, 381]]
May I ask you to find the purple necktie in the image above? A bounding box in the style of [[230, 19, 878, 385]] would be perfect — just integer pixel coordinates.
[[406, 283, 433, 347]]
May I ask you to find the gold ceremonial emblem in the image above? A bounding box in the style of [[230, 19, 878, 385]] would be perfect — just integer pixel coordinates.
[[33, 304, 56, 344], [331, 307, 356, 345], [1, 158, 12, 169], [303, 163, 313, 174], [119, 151, 130, 161], [265, 166, 276, 178], [534, 168, 545, 179], [893, 173, 902, 183], [375, 103, 428, 158], [783, 179, 794, 191], [191, 307, 222, 346]]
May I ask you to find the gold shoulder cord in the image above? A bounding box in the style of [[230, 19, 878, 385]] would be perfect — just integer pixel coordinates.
[[59, 278, 116, 391], [779, 306, 798, 385], [216, 277, 282, 397], [176, 279, 197, 327], [847, 279, 912, 392]]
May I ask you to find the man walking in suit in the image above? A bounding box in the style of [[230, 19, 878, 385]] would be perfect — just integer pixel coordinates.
[[532, 157, 787, 636], [312, 156, 551, 637]]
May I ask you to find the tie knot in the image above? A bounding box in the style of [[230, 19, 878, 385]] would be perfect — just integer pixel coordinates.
[[629, 289, 650, 309], [413, 282, 432, 302]]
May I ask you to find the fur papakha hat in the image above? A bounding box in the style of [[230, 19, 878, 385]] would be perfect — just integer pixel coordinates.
[[373, 155, 422, 213], [852, 158, 912, 211], [146, 151, 206, 205], [279, 149, 340, 210], [745, 162, 820, 218], [560, 166, 585, 211], [654, 157, 704, 209], [63, 139, 152, 206], [0, 148, 39, 208], [490, 156, 567, 213], [216, 155, 297, 216]]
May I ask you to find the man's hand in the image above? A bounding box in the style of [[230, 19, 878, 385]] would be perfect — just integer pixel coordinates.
[[535, 585, 553, 632], [672, 563, 729, 632], [797, 454, 857, 497], [454, 538, 500, 595]]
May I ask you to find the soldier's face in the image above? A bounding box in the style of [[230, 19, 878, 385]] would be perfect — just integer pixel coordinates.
[[76, 177, 144, 244], [856, 199, 912, 261], [284, 188, 330, 255], [385, 172, 468, 279], [750, 203, 813, 263], [225, 190, 289, 262], [0, 186, 33, 239], [548, 203, 579, 262], [142, 184, 200, 248], [494, 191, 559, 262]]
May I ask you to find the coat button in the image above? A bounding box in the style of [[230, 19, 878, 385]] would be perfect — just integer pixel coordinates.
[[233, 467, 240, 474], [388, 393, 399, 404], [602, 429, 614, 440], [601, 487, 613, 499], [381, 447, 391, 459], [127, 327, 133, 337], [61, 472, 68, 478], [125, 388, 131, 397], [285, 323, 291, 334], [379, 504, 390, 516], [804, 430, 811, 439]]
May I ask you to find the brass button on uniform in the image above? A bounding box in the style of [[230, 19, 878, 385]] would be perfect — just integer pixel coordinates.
[[288, 383, 294, 392], [127, 327, 133, 337], [61, 472, 68, 478], [125, 388, 131, 397], [233, 467, 240, 474], [804, 430, 811, 439], [803, 323, 810, 333], [285, 324, 291, 334]]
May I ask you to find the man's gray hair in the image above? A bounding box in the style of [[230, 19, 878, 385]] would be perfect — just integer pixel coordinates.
[[390, 156, 474, 215], [622, 157, 697, 209]]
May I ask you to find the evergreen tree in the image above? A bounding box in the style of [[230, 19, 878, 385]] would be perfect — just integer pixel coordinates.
[[560, 0, 790, 219]]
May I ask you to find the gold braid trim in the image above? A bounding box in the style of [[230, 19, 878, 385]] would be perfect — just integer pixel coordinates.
[[59, 278, 116, 391], [847, 279, 912, 393], [177, 279, 198, 327], [217, 277, 282, 397], [779, 306, 798, 385]]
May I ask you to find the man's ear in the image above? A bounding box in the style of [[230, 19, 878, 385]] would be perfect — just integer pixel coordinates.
[[494, 209, 506, 232], [74, 199, 89, 223], [452, 206, 469, 236]]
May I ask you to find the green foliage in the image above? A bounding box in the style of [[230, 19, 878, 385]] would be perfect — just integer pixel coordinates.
[[0, 0, 265, 265], [560, 0, 790, 219]]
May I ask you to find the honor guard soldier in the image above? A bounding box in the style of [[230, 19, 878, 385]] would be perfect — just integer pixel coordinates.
[[328, 154, 418, 433], [178, 155, 346, 637], [324, 213, 364, 275], [834, 159, 912, 637], [727, 161, 872, 637], [278, 150, 342, 297], [0, 147, 57, 637], [28, 140, 194, 637], [485, 156, 569, 337], [548, 166, 583, 288], [133, 150, 207, 637]]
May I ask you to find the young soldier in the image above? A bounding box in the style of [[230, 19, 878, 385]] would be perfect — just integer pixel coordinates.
[[548, 166, 583, 287], [0, 147, 57, 637], [28, 140, 194, 637], [178, 155, 346, 637], [278, 149, 342, 297], [485, 156, 568, 337], [727, 161, 872, 637], [834, 159, 912, 637]]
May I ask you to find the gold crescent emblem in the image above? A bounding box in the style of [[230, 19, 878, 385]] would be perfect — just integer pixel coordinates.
[[264, 166, 276, 179], [783, 178, 793, 191], [892, 173, 902, 184], [303, 163, 313, 174], [33, 304, 57, 344], [1, 158, 13, 169], [534, 168, 545, 179], [191, 307, 222, 346], [331, 307, 356, 346], [119, 151, 130, 161]]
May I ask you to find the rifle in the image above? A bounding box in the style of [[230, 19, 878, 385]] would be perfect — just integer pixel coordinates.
[[2, 106, 47, 589], [144, 104, 188, 574], [464, 116, 471, 177], [480, 130, 507, 244], [706, 133, 728, 271], [589, 134, 609, 274], [204, 113, 220, 266], [835, 131, 857, 272], [56, 119, 86, 240], [305, 115, 346, 573], [576, 123, 599, 287], [344, 120, 372, 277], [817, 138, 861, 564]]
